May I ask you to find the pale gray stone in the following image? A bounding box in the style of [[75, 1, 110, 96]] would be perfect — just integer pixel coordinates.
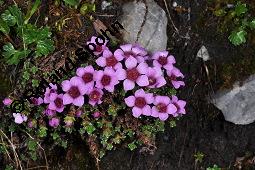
[[211, 75, 255, 125], [197, 45, 210, 61], [120, 0, 168, 52]]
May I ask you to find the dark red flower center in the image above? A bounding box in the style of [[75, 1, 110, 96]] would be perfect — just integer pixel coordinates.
[[54, 97, 63, 108], [89, 90, 101, 101], [101, 75, 111, 86], [50, 89, 56, 93], [169, 75, 177, 81], [157, 103, 167, 113], [158, 56, 168, 66], [106, 56, 118, 67], [126, 68, 140, 81], [68, 86, 80, 99], [135, 97, 146, 108], [31, 98, 38, 105], [96, 45, 102, 52], [124, 51, 134, 58], [82, 72, 93, 83], [148, 76, 157, 86]]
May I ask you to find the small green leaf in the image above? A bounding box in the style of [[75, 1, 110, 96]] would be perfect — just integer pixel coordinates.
[[1, 10, 16, 26], [80, 3, 96, 15], [28, 140, 37, 151], [249, 19, 255, 29], [235, 2, 248, 16], [63, 0, 80, 6], [24, 0, 41, 24], [0, 17, 10, 34], [228, 29, 247, 46], [8, 5, 24, 26], [128, 142, 137, 151], [2, 43, 29, 65], [35, 39, 54, 56], [214, 9, 226, 17]]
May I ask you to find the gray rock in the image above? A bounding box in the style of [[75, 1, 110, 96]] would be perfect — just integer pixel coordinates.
[[211, 75, 255, 125], [120, 0, 168, 52], [197, 45, 210, 61]]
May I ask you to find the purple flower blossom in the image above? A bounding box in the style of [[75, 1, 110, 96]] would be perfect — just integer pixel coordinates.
[[114, 44, 147, 63], [44, 83, 58, 103], [125, 89, 153, 118], [95, 68, 119, 92], [75, 109, 83, 117], [116, 57, 149, 91], [76, 65, 96, 90], [28, 120, 36, 128], [96, 49, 123, 70], [93, 111, 101, 118], [13, 113, 27, 124], [31, 97, 43, 106], [3, 98, 12, 106], [151, 96, 177, 121], [167, 66, 185, 89], [44, 108, 56, 117], [146, 67, 166, 88], [171, 96, 186, 116], [87, 88, 103, 106], [48, 93, 64, 113], [152, 51, 175, 71], [49, 117, 60, 128], [87, 36, 108, 56], [62, 76, 87, 106]]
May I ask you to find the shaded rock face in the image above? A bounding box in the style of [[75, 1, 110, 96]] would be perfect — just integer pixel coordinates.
[[120, 0, 168, 52], [211, 75, 255, 125]]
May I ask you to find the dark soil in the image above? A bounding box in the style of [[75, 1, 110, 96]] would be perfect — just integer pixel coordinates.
[[1, 0, 255, 170]]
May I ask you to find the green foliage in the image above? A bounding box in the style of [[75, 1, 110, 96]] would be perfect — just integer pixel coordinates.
[[228, 29, 247, 46], [0, 4, 54, 65], [63, 0, 80, 6], [213, 1, 255, 46], [128, 141, 137, 151], [194, 151, 204, 163], [80, 3, 96, 15], [206, 164, 221, 170]]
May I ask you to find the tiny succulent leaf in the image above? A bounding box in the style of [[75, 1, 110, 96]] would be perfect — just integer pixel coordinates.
[[228, 29, 247, 46], [235, 2, 248, 16]]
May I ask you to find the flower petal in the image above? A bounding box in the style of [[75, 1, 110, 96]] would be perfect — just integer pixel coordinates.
[[73, 96, 84, 106], [142, 105, 151, 116], [132, 107, 142, 118], [62, 80, 71, 92], [63, 94, 73, 105], [125, 56, 137, 69], [125, 96, 135, 107], [136, 75, 149, 87], [96, 57, 106, 67], [123, 79, 135, 91]]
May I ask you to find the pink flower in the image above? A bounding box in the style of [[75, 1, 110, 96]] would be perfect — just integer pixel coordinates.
[[3, 98, 12, 106], [87, 88, 103, 106], [87, 36, 108, 56], [152, 51, 176, 71], [44, 108, 56, 117], [125, 89, 153, 118], [31, 97, 43, 106], [96, 49, 123, 70], [48, 94, 64, 113], [76, 65, 96, 90], [171, 96, 186, 116], [151, 96, 177, 121], [49, 117, 60, 128], [146, 67, 166, 88], [95, 68, 119, 92], [75, 109, 83, 117], [62, 76, 87, 106], [167, 66, 185, 89], [114, 44, 147, 63], [13, 113, 27, 124], [44, 83, 58, 103], [93, 111, 101, 118], [116, 57, 149, 91]]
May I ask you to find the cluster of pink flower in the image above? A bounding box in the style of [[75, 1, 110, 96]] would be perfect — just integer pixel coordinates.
[[3, 36, 186, 125]]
